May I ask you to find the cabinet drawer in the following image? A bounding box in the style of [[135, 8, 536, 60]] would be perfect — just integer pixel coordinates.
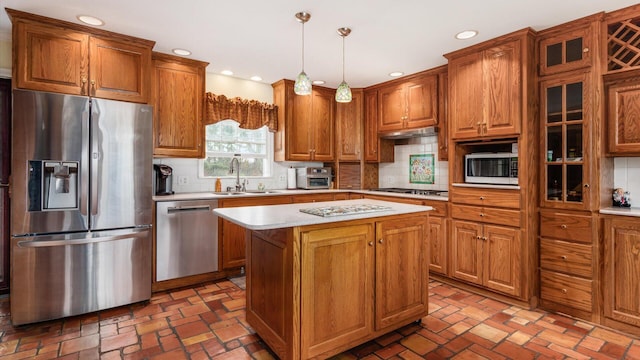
[[450, 187, 520, 208], [540, 270, 592, 312], [422, 200, 447, 217], [540, 211, 592, 243], [540, 239, 592, 277], [451, 204, 520, 227]]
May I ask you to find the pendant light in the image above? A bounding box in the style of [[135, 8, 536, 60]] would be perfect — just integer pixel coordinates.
[[335, 27, 352, 103], [294, 12, 312, 95]]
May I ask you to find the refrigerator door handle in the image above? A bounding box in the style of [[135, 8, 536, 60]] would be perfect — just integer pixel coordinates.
[[81, 105, 91, 218], [90, 102, 99, 217], [17, 230, 147, 248]]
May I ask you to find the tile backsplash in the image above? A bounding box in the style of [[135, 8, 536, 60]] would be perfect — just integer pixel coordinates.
[[153, 158, 322, 193], [613, 157, 640, 205], [378, 136, 448, 190]]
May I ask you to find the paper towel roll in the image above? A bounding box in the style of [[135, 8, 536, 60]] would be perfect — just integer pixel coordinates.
[[287, 168, 297, 189]]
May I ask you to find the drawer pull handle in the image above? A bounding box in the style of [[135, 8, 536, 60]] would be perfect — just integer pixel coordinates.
[[561, 289, 568, 294], [561, 224, 567, 229], [561, 255, 567, 260]]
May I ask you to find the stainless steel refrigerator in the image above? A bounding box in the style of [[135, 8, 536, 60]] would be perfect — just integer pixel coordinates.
[[10, 89, 153, 325]]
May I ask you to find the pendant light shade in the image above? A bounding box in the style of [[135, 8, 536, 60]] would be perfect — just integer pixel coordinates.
[[294, 12, 312, 95], [335, 27, 352, 103]]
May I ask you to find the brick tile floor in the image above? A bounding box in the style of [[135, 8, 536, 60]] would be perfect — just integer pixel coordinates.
[[0, 278, 639, 359]]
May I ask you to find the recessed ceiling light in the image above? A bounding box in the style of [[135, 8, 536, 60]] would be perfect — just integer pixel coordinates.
[[455, 30, 478, 40], [221, 70, 234, 76], [250, 76, 263, 82], [389, 72, 404, 77], [77, 15, 104, 26], [312, 80, 326, 85], [172, 48, 191, 56]]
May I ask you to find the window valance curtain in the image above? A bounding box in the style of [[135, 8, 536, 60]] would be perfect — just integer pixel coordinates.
[[204, 93, 278, 132]]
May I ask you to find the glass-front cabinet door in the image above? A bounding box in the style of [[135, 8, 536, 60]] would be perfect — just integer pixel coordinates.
[[541, 72, 591, 210]]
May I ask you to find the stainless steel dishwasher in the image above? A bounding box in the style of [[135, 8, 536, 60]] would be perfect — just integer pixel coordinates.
[[156, 199, 219, 281]]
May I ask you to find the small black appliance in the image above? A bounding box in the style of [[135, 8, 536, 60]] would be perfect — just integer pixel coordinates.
[[153, 164, 174, 195]]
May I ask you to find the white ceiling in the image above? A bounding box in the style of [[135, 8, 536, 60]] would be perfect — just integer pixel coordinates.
[[1, 1, 638, 89]]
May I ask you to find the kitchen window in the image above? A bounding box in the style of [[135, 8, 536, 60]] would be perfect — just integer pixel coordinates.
[[200, 119, 273, 178]]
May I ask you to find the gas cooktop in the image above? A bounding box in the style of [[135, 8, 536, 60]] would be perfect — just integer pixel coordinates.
[[370, 188, 448, 196]]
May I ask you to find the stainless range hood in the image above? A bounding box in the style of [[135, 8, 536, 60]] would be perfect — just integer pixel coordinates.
[[379, 126, 438, 139]]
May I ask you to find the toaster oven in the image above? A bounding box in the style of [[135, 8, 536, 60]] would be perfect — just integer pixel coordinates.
[[296, 167, 331, 189]]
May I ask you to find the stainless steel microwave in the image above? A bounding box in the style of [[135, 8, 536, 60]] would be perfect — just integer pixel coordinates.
[[465, 153, 518, 185], [296, 167, 332, 189]]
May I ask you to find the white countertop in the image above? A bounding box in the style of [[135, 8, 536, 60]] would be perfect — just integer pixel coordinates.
[[214, 199, 433, 230], [154, 189, 449, 202], [600, 207, 640, 217]]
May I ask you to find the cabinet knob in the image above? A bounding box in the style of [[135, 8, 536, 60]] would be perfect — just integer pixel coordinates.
[[583, 48, 589, 53], [479, 196, 485, 200], [368, 241, 373, 246], [584, 183, 590, 189], [482, 236, 487, 241], [378, 238, 384, 244], [476, 236, 481, 240], [561, 224, 567, 229], [82, 77, 87, 84], [561, 255, 567, 260], [561, 289, 568, 294], [479, 213, 485, 217]]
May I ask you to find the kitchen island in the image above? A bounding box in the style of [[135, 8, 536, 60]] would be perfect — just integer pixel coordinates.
[[214, 199, 432, 360]]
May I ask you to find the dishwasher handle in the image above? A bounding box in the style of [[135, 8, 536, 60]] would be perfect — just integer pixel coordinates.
[[166, 205, 212, 213]]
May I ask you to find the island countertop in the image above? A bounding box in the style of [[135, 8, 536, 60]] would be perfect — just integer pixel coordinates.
[[213, 199, 433, 230]]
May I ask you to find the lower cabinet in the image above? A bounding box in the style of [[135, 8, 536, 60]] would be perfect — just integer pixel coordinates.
[[603, 216, 640, 329], [246, 214, 429, 360], [538, 209, 594, 319], [219, 196, 292, 269], [451, 219, 521, 297]]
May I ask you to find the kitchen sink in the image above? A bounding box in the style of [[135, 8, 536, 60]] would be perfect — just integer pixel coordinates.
[[211, 191, 246, 196], [243, 190, 281, 194]]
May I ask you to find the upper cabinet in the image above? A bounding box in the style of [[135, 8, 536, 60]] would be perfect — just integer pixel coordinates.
[[272, 80, 335, 162], [363, 89, 394, 163], [151, 52, 208, 158], [604, 70, 640, 156], [336, 89, 363, 161], [377, 72, 438, 133], [8, 9, 154, 103], [538, 14, 601, 76], [446, 29, 534, 140]]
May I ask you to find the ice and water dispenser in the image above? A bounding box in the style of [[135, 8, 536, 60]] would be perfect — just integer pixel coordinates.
[[28, 160, 79, 211]]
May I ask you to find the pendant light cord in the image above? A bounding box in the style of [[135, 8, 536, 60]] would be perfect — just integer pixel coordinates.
[[301, 21, 305, 72], [342, 35, 346, 82]]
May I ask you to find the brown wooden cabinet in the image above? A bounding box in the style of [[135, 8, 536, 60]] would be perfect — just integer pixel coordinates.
[[151, 52, 208, 158], [336, 89, 363, 161], [603, 216, 640, 331], [219, 195, 293, 269], [377, 73, 438, 133], [540, 71, 596, 210], [8, 9, 153, 103], [449, 186, 522, 298], [272, 79, 335, 161], [538, 209, 595, 317], [446, 30, 534, 140], [604, 69, 640, 156], [246, 212, 428, 360], [363, 89, 394, 163], [537, 14, 600, 76]]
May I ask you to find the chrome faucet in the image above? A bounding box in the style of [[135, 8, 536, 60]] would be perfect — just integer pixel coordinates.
[[229, 157, 241, 191]]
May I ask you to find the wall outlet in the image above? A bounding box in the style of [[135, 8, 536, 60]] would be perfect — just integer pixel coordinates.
[[278, 175, 286, 181], [178, 176, 188, 185]]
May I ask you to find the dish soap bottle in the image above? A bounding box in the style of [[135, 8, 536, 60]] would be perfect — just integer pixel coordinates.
[[215, 178, 222, 192]]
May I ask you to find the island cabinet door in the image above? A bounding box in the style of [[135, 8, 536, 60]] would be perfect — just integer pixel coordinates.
[[375, 216, 428, 330], [300, 223, 375, 359]]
